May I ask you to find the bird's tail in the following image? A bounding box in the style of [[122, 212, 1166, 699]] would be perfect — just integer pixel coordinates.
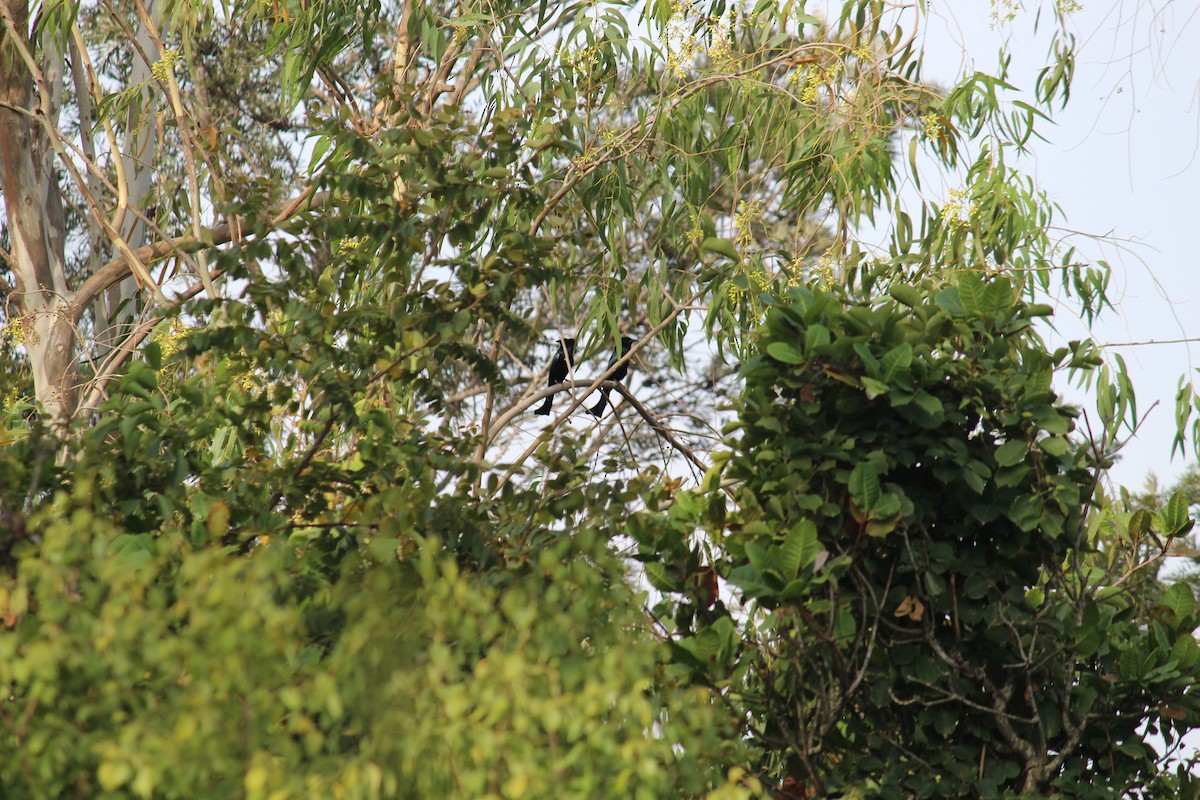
[[588, 389, 610, 417]]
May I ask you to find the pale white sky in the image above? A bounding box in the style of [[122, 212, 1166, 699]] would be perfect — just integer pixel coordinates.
[[905, 1, 1200, 491]]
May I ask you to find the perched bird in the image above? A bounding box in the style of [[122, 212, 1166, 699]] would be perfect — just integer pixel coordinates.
[[589, 335, 636, 417], [534, 338, 576, 415]]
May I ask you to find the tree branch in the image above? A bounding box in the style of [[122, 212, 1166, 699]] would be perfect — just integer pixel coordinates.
[[75, 269, 224, 417], [72, 188, 325, 321]]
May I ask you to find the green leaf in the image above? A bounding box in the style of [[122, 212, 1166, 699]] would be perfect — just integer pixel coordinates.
[[888, 283, 920, 308], [907, 391, 945, 427], [873, 493, 902, 518], [804, 324, 831, 353], [983, 276, 1014, 312], [866, 516, 899, 537], [726, 564, 773, 599], [1159, 582, 1196, 622], [1128, 509, 1152, 538], [779, 520, 819, 578], [98, 761, 133, 791], [935, 287, 965, 318], [1038, 436, 1069, 456], [1008, 495, 1042, 531], [956, 272, 986, 315], [109, 534, 156, 570], [643, 561, 679, 593], [880, 343, 913, 380], [766, 341, 805, 365], [853, 343, 880, 373], [700, 237, 740, 260], [1171, 632, 1200, 670], [832, 609, 856, 646], [848, 462, 881, 513], [995, 439, 1027, 467], [861, 376, 889, 398], [1161, 492, 1195, 535], [745, 542, 775, 575]]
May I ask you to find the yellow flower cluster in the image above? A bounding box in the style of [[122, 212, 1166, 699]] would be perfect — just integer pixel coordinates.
[[152, 319, 186, 361], [783, 256, 805, 287], [941, 187, 976, 233], [988, 0, 1020, 28], [664, 0, 699, 78], [2, 385, 18, 415], [1, 316, 23, 347], [685, 210, 704, 247], [793, 60, 842, 105], [922, 115, 944, 140], [799, 70, 820, 104], [564, 43, 600, 73], [815, 251, 837, 284], [150, 48, 181, 83], [853, 42, 872, 62], [734, 199, 763, 249], [707, 11, 737, 71], [337, 236, 367, 254]]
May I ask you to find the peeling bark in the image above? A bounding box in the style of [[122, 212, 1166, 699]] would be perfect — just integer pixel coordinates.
[[0, 0, 77, 431]]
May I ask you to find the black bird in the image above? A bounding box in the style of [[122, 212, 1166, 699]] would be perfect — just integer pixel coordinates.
[[534, 338, 576, 415], [589, 335, 636, 417]]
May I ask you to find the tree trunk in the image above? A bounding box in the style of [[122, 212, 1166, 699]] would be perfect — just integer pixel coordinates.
[[95, 5, 159, 355], [0, 0, 77, 432]]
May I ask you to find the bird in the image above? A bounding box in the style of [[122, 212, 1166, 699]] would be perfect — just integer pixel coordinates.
[[533, 338, 576, 415], [589, 335, 636, 417]]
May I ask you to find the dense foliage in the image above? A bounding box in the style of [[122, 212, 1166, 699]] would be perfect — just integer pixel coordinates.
[[2, 0, 1198, 797], [687, 274, 1197, 796], [1, 483, 752, 797]]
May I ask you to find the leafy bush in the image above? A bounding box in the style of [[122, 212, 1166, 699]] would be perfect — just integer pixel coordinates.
[[659, 274, 1200, 798]]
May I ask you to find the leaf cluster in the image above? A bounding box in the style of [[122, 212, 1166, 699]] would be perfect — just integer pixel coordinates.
[[653, 273, 1200, 797]]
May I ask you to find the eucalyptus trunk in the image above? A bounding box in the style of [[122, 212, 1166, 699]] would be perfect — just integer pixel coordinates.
[[0, 0, 77, 432]]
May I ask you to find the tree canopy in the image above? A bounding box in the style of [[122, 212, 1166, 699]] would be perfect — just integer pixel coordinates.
[[1, 0, 1198, 797]]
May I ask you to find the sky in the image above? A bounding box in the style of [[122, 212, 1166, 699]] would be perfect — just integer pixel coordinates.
[[898, 0, 1200, 492]]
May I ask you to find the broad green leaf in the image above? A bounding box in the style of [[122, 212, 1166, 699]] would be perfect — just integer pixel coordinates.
[[935, 287, 965, 318], [956, 272, 986, 315], [1159, 582, 1196, 622], [1038, 436, 1069, 456], [779, 520, 819, 578], [983, 275, 1014, 312], [907, 391, 945, 427], [880, 343, 913, 380], [1128, 509, 1152, 538], [804, 323, 831, 352], [745, 542, 774, 575], [766, 341, 805, 365], [861, 376, 889, 398], [995, 439, 1027, 467], [726, 564, 772, 600], [873, 493, 902, 518], [888, 283, 920, 308], [1161, 491, 1195, 535], [848, 462, 881, 513], [98, 761, 133, 791], [1171, 632, 1200, 670]]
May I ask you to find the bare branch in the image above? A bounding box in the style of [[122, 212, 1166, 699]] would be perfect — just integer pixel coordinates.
[[72, 188, 326, 320]]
